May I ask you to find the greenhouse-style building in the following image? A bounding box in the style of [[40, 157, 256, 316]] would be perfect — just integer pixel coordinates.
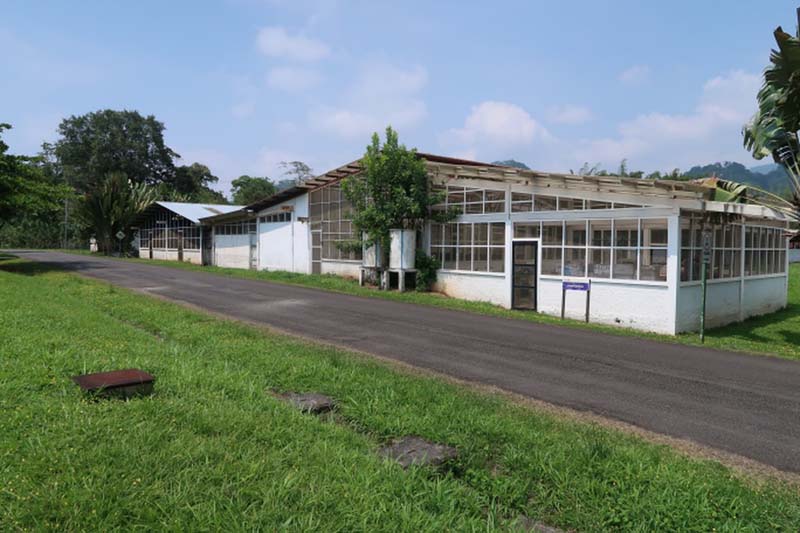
[[134, 154, 792, 335]]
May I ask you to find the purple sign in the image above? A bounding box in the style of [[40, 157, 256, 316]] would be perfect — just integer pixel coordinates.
[[562, 281, 590, 291]]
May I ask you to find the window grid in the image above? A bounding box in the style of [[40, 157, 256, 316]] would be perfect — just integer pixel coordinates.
[[309, 183, 362, 261], [260, 212, 291, 223], [138, 207, 202, 251], [430, 222, 505, 273]]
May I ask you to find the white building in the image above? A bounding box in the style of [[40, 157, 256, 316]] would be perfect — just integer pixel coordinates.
[[150, 154, 790, 335], [133, 201, 243, 265]]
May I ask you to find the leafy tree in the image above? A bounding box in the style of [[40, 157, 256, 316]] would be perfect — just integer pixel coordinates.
[[0, 124, 70, 228], [54, 110, 178, 192], [743, 14, 800, 219], [76, 171, 158, 254], [230, 175, 276, 205], [277, 161, 314, 190], [342, 126, 451, 273]]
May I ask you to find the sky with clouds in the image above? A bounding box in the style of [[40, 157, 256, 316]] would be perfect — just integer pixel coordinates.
[[2, 1, 798, 196]]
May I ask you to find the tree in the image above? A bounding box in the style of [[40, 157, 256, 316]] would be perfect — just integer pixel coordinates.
[[54, 110, 178, 192], [743, 14, 800, 219], [76, 172, 158, 254], [342, 126, 450, 272], [160, 162, 228, 203], [492, 159, 530, 169], [278, 160, 314, 189], [0, 124, 70, 228], [230, 175, 276, 205]]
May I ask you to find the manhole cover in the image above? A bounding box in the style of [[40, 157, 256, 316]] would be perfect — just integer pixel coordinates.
[[379, 436, 457, 468]]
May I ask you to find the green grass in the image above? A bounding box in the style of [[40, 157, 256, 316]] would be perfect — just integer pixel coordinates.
[[2, 256, 800, 531], [57, 249, 800, 360]]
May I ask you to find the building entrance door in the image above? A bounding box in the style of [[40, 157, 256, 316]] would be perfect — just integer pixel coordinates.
[[512, 241, 538, 310]]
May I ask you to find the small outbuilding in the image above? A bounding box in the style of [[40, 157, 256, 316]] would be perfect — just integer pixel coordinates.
[[140, 154, 791, 335], [133, 201, 243, 265]]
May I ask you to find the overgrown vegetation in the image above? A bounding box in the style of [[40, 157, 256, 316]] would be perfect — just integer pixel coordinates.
[[2, 255, 799, 531]]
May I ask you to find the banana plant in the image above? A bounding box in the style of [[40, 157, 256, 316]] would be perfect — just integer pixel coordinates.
[[743, 17, 800, 219]]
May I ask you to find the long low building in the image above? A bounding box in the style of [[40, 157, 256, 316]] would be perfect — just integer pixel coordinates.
[[135, 154, 791, 335]]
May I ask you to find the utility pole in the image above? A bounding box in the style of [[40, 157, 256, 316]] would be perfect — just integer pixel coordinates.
[[62, 197, 68, 249]]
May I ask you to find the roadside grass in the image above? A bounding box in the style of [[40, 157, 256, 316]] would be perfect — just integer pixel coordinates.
[[2, 255, 799, 531], [55, 249, 800, 360]]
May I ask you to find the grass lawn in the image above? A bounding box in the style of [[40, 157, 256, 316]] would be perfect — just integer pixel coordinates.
[[2, 255, 799, 531], [57, 249, 800, 361]]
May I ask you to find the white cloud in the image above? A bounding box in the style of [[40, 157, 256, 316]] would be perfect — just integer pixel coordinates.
[[619, 64, 650, 84], [309, 62, 428, 139], [547, 104, 594, 125], [444, 101, 551, 148], [256, 27, 330, 62], [575, 70, 760, 171], [266, 66, 321, 91]]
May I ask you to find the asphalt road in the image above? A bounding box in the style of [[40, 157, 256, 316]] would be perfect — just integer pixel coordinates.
[[10, 250, 800, 472]]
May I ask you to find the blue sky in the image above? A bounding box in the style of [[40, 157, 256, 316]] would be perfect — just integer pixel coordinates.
[[2, 1, 798, 195]]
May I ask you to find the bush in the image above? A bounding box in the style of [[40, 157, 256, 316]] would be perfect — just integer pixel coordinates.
[[415, 250, 439, 292]]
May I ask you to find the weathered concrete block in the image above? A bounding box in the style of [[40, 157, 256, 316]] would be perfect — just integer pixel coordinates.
[[278, 392, 336, 414], [379, 436, 457, 468], [514, 516, 566, 533]]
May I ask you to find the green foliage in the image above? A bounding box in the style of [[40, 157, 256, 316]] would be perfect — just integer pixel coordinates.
[[342, 127, 448, 263], [414, 250, 439, 292], [160, 162, 227, 203], [279, 160, 314, 187], [230, 175, 276, 205], [76, 172, 159, 254], [54, 109, 178, 192], [491, 159, 530, 169], [743, 19, 800, 213], [2, 257, 800, 530]]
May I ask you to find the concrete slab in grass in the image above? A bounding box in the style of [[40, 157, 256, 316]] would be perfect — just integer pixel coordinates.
[[513, 516, 566, 533], [379, 436, 457, 469], [277, 392, 336, 414]]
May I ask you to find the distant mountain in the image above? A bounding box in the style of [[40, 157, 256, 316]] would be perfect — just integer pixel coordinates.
[[750, 162, 781, 175], [492, 159, 530, 170], [683, 161, 791, 195]]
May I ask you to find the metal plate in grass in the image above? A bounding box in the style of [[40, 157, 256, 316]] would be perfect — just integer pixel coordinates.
[[72, 369, 155, 399], [379, 436, 457, 469], [277, 392, 336, 414]]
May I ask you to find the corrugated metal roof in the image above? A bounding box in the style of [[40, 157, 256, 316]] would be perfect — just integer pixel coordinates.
[[155, 201, 243, 224]]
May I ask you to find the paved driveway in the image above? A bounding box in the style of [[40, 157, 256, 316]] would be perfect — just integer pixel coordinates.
[[10, 250, 800, 472]]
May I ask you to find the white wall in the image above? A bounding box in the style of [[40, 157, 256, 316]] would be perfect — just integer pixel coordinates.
[[258, 195, 310, 274], [434, 272, 509, 307], [676, 275, 788, 332], [139, 249, 202, 265], [321, 260, 360, 278], [540, 278, 675, 334], [214, 234, 251, 269]]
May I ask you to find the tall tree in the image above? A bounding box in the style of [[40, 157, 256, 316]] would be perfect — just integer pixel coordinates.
[[277, 160, 314, 190], [743, 13, 800, 219], [162, 162, 227, 203], [230, 175, 276, 205], [54, 110, 178, 192]]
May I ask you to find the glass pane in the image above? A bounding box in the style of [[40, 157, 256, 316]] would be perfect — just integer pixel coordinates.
[[564, 247, 586, 277], [613, 249, 637, 279], [485, 190, 505, 202], [558, 197, 584, 210], [590, 220, 612, 247], [473, 246, 488, 271], [514, 265, 536, 286], [489, 247, 505, 272], [541, 248, 562, 275], [588, 200, 611, 209], [514, 243, 536, 265], [565, 221, 587, 246], [640, 249, 667, 281], [642, 219, 668, 247], [457, 247, 472, 270], [588, 248, 611, 278], [491, 223, 506, 245], [513, 287, 535, 309], [465, 189, 482, 203], [473, 223, 488, 245], [443, 247, 457, 270], [430, 224, 442, 245], [514, 222, 540, 239], [681, 248, 691, 281], [459, 224, 473, 246], [444, 224, 457, 245], [614, 219, 639, 247], [484, 201, 505, 213], [534, 195, 557, 211], [542, 222, 563, 245], [512, 201, 533, 212], [512, 192, 532, 202]]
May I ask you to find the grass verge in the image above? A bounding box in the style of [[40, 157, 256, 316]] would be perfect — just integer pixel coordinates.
[[2, 255, 799, 531], [56, 249, 800, 360]]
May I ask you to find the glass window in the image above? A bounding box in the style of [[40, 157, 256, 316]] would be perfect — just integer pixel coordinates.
[[613, 249, 637, 280], [542, 222, 563, 245], [511, 192, 533, 212], [588, 200, 612, 210], [431, 222, 505, 273], [639, 249, 667, 281], [514, 222, 540, 239], [588, 248, 611, 278], [534, 195, 557, 211], [541, 247, 562, 275], [614, 219, 639, 247], [564, 247, 586, 277], [565, 221, 586, 246], [558, 197, 584, 211]]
